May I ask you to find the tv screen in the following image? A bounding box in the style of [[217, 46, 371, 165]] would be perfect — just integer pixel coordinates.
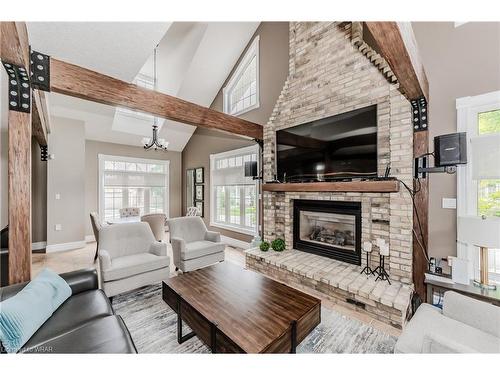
[[276, 105, 377, 182]]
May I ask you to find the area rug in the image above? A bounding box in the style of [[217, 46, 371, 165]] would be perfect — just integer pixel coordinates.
[[112, 284, 397, 354]]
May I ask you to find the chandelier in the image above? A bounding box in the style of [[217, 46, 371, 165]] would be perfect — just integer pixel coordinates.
[[142, 47, 169, 151]]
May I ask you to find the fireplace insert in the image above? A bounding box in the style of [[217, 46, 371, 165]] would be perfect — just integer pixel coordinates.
[[293, 199, 361, 265]]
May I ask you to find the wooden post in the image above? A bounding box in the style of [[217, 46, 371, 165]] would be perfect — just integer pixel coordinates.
[[1, 22, 32, 283], [7, 111, 32, 283], [413, 130, 429, 300]]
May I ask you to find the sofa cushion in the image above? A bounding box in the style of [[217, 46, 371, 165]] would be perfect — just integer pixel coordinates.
[[23, 289, 113, 349], [182, 240, 225, 260], [23, 316, 137, 354], [395, 303, 500, 353], [102, 253, 169, 282]]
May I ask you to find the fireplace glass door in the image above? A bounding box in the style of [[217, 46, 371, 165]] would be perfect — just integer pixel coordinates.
[[299, 211, 355, 252], [293, 199, 361, 265]]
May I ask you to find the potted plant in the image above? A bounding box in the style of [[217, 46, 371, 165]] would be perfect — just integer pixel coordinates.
[[271, 238, 286, 252], [259, 241, 270, 252]]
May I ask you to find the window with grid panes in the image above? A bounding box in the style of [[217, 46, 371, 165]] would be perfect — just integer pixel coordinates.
[[223, 36, 259, 116]]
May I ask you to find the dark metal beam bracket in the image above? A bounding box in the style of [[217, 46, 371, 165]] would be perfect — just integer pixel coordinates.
[[30, 50, 50, 91], [2, 62, 31, 112], [411, 97, 428, 132], [40, 145, 48, 162]]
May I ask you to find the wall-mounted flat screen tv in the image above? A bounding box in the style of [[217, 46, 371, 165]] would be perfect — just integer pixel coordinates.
[[276, 105, 377, 182]]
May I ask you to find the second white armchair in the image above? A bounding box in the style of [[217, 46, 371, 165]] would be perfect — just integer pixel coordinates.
[[98, 222, 170, 297], [167, 216, 225, 272]]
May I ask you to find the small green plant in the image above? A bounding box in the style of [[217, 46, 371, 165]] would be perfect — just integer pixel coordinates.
[[271, 238, 286, 252], [259, 241, 270, 252]]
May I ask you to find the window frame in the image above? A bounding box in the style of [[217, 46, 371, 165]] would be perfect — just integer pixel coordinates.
[[223, 35, 260, 117], [209, 145, 259, 236], [456, 90, 500, 282], [98, 154, 170, 221]]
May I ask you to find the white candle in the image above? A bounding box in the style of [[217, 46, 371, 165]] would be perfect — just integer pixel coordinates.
[[363, 241, 372, 253], [380, 243, 390, 257], [376, 238, 386, 248]]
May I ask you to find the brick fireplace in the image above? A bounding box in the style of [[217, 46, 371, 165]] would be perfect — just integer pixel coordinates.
[[245, 22, 415, 328]]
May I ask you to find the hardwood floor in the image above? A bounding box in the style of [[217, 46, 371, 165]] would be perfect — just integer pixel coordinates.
[[32, 241, 400, 337]]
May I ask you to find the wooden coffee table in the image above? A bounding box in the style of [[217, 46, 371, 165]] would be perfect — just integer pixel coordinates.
[[162, 262, 321, 353]]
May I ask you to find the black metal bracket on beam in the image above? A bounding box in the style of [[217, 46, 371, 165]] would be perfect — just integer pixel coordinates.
[[253, 138, 264, 149], [411, 97, 428, 132], [2, 62, 31, 112], [30, 50, 50, 92], [414, 155, 457, 179], [40, 145, 48, 162]]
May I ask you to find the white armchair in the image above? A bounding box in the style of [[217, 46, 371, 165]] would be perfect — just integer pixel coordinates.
[[167, 216, 225, 272], [98, 222, 170, 297], [395, 291, 500, 353]]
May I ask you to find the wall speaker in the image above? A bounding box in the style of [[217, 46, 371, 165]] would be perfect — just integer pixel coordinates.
[[244, 161, 258, 178], [434, 132, 467, 167]]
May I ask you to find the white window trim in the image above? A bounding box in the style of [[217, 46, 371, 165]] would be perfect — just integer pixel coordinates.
[[223, 35, 260, 117], [98, 154, 170, 220], [456, 90, 500, 281], [209, 145, 259, 236]]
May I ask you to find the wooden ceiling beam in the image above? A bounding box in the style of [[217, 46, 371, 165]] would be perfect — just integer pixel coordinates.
[[49, 58, 264, 140], [364, 22, 429, 101], [1, 22, 48, 146], [32, 90, 49, 146], [0, 22, 30, 68]]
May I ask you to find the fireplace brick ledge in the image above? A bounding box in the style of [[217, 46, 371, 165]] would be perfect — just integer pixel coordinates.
[[245, 248, 413, 328]]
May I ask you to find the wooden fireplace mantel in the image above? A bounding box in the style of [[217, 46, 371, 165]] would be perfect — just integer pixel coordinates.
[[262, 180, 399, 193]]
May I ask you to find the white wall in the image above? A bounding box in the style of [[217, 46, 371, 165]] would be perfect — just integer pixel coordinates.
[[47, 116, 86, 248]]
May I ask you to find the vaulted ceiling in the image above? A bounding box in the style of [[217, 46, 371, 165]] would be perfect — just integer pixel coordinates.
[[27, 22, 259, 151]]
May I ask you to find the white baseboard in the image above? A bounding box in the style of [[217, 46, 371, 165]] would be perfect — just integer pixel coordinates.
[[221, 235, 251, 250], [85, 235, 96, 243], [32, 241, 47, 251], [45, 240, 87, 253]]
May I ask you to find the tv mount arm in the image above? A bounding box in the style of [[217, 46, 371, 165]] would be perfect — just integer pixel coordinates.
[[414, 154, 457, 179]]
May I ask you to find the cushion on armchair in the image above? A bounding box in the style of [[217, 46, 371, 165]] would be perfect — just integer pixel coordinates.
[[443, 291, 500, 338], [183, 241, 225, 260], [101, 253, 170, 282]]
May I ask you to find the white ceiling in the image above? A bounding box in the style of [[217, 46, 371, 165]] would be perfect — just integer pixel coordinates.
[[27, 22, 171, 81], [28, 22, 259, 152]]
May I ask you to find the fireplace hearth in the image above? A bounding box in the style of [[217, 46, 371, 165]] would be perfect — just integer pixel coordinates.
[[293, 199, 361, 265]]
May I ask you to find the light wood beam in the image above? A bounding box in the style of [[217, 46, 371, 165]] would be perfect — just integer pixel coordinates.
[[32, 90, 49, 146], [50, 58, 264, 140], [364, 22, 429, 101], [0, 22, 32, 283]]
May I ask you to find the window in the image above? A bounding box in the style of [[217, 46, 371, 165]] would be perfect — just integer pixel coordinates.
[[210, 145, 259, 235], [477, 110, 500, 217], [457, 91, 500, 281], [223, 36, 259, 116], [99, 155, 169, 221]]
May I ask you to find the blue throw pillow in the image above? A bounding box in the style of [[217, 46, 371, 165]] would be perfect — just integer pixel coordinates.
[[0, 268, 72, 353]]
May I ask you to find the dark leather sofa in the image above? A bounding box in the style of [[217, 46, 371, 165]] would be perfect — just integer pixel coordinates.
[[0, 268, 137, 353]]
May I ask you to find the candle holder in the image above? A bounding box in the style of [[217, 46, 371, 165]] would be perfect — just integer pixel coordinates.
[[360, 241, 374, 275], [373, 242, 391, 284]]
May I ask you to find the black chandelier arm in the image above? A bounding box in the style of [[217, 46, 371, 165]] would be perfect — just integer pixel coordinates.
[[143, 125, 168, 151]]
